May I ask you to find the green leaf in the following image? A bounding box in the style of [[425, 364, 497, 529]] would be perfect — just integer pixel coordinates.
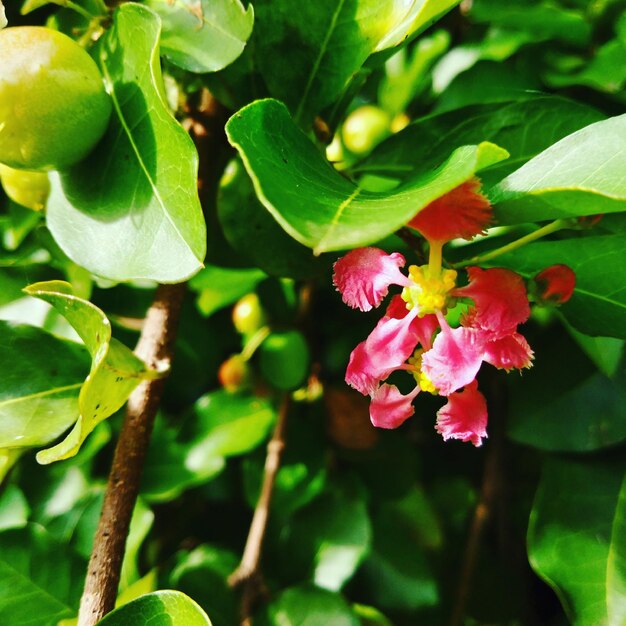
[[469, 0, 591, 46], [280, 484, 371, 591], [218, 158, 332, 278], [189, 264, 266, 317], [357, 505, 438, 611], [507, 326, 626, 452], [170, 545, 239, 626], [0, 485, 29, 531], [528, 456, 626, 625], [47, 3, 206, 283], [357, 97, 604, 188], [226, 99, 508, 254], [97, 590, 212, 625], [268, 585, 359, 626], [24, 281, 160, 464], [486, 236, 626, 339], [492, 115, 626, 225], [186, 390, 275, 470], [145, 0, 253, 73], [251, 0, 459, 126], [0, 525, 85, 626], [0, 321, 88, 451]]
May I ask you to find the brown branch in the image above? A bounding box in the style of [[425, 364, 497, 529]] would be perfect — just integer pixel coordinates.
[[229, 395, 291, 625], [77, 89, 230, 626], [449, 373, 507, 626], [77, 282, 186, 626]]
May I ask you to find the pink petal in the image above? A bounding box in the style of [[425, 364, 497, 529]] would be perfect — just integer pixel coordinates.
[[346, 307, 420, 395], [421, 318, 485, 396], [532, 264, 576, 305], [407, 178, 492, 243], [370, 383, 420, 429], [333, 247, 411, 312], [455, 267, 530, 336], [435, 380, 488, 447], [483, 332, 534, 371]]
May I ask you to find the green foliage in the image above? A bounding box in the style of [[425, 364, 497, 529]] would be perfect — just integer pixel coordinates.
[[226, 99, 507, 253], [3, 0, 626, 625], [47, 3, 206, 283], [97, 590, 212, 625]]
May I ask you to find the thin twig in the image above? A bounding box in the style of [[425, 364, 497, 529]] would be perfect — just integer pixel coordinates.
[[449, 374, 506, 626], [229, 395, 291, 625], [77, 283, 186, 626], [396, 227, 428, 264]]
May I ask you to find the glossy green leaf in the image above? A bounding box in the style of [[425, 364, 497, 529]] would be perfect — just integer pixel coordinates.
[[24, 281, 160, 464], [486, 236, 626, 339], [0, 321, 88, 454], [357, 97, 604, 187], [97, 590, 212, 625], [528, 456, 626, 625], [189, 263, 266, 317], [268, 585, 358, 626], [252, 0, 459, 126], [226, 99, 508, 254], [145, 0, 253, 73], [492, 115, 626, 225], [0, 525, 85, 626], [47, 3, 206, 283]]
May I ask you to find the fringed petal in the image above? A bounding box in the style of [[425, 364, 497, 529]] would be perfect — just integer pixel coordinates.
[[435, 380, 488, 447], [370, 383, 420, 429]]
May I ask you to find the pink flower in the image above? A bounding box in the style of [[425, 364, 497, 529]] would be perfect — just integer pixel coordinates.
[[333, 247, 411, 312], [454, 267, 530, 337], [407, 178, 492, 243], [421, 317, 486, 396], [435, 381, 488, 447], [345, 297, 420, 395], [332, 243, 534, 446], [370, 384, 420, 429]]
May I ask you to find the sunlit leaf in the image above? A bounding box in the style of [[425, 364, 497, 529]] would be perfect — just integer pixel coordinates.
[[47, 3, 206, 282], [226, 99, 507, 254], [145, 0, 253, 73], [23, 281, 160, 463], [97, 590, 212, 625], [492, 115, 626, 224]]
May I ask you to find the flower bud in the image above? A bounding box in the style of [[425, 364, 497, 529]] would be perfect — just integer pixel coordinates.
[[531, 264, 576, 305], [218, 354, 250, 392]]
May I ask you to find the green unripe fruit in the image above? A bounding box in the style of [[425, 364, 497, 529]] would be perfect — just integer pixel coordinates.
[[259, 330, 309, 391], [342, 105, 391, 155], [0, 26, 112, 171], [232, 293, 266, 336], [0, 163, 49, 211]]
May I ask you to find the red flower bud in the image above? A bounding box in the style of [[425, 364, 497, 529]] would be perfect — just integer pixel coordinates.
[[532, 264, 576, 305]]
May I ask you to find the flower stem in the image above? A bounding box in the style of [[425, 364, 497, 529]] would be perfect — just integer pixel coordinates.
[[428, 240, 444, 275], [455, 219, 570, 268]]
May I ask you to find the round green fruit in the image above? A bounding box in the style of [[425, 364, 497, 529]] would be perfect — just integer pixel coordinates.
[[341, 105, 391, 155], [0, 26, 112, 171], [0, 163, 49, 211], [259, 330, 310, 391]]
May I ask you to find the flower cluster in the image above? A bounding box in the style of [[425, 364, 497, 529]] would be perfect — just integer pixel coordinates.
[[333, 179, 574, 446]]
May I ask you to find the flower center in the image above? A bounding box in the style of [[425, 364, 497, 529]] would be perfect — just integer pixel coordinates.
[[401, 264, 457, 315], [407, 349, 438, 394]]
